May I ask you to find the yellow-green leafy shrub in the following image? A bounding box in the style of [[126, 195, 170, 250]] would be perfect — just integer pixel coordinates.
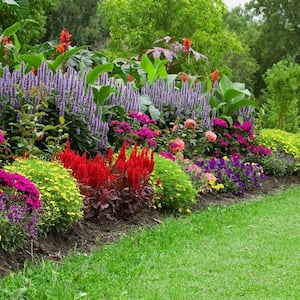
[[152, 154, 197, 213], [256, 129, 300, 159], [5, 158, 83, 234]]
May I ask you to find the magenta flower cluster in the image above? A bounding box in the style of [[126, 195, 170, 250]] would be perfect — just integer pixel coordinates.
[[211, 118, 271, 157], [0, 169, 41, 209], [109, 112, 159, 148]]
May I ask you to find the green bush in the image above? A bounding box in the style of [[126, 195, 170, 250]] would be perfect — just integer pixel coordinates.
[[4, 158, 83, 234], [256, 129, 300, 159], [152, 154, 197, 213]]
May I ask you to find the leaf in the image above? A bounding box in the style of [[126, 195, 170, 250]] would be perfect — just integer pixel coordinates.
[[86, 63, 114, 85], [59, 116, 65, 125], [18, 54, 43, 68], [2, 0, 19, 5], [223, 88, 245, 102], [0, 22, 20, 39], [16, 0, 29, 20], [149, 106, 162, 121], [219, 75, 233, 96], [91, 84, 112, 107], [140, 55, 155, 84], [228, 99, 261, 114]]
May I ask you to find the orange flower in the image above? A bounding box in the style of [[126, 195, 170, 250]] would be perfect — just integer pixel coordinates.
[[210, 69, 220, 82], [174, 138, 185, 151], [55, 28, 71, 54], [183, 38, 191, 52], [205, 130, 217, 142], [1, 36, 13, 56], [180, 72, 189, 83], [32, 66, 38, 76], [127, 74, 135, 82], [184, 119, 197, 129], [60, 28, 72, 44]]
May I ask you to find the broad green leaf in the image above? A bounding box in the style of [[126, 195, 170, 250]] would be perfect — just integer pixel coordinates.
[[219, 75, 233, 96], [228, 99, 261, 114], [138, 95, 153, 106], [149, 106, 162, 121], [16, 0, 29, 20], [18, 54, 43, 67], [154, 58, 168, 79], [59, 116, 65, 125], [92, 84, 112, 107], [223, 88, 245, 102], [140, 55, 155, 84], [86, 63, 114, 85], [0, 22, 20, 39]]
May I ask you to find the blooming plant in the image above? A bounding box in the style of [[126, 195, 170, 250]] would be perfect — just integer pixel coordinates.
[[0, 169, 42, 252], [5, 158, 83, 234], [206, 118, 271, 158], [195, 156, 266, 195], [108, 111, 159, 150], [58, 141, 155, 219]]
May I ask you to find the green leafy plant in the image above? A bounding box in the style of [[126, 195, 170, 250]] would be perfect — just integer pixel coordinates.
[[209, 75, 260, 126], [152, 154, 197, 213], [4, 158, 83, 234]]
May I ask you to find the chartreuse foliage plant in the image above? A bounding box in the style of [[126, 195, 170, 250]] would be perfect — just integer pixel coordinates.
[[152, 154, 197, 212], [256, 129, 300, 159], [4, 158, 83, 234]]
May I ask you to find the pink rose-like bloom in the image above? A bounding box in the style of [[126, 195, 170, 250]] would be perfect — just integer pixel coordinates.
[[205, 130, 217, 142], [172, 124, 179, 131], [0, 131, 4, 144], [169, 138, 185, 153], [184, 119, 197, 130]]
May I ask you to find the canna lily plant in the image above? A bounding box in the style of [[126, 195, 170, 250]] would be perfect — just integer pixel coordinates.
[[209, 75, 261, 126]]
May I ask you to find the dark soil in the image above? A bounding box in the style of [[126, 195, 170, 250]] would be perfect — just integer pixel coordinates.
[[1, 175, 299, 278]]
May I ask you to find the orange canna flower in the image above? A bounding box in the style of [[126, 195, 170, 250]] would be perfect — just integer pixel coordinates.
[[210, 69, 220, 82], [183, 38, 192, 52], [55, 28, 72, 54], [31, 66, 38, 76], [127, 74, 135, 82], [180, 72, 189, 83]]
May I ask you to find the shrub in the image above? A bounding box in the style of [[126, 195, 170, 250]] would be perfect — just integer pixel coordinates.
[[256, 129, 300, 159], [58, 142, 155, 220], [246, 151, 299, 176], [4, 158, 83, 234], [152, 154, 197, 212], [0, 169, 42, 252]]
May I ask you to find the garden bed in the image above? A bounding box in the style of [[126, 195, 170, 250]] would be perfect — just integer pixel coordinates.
[[0, 175, 299, 277]]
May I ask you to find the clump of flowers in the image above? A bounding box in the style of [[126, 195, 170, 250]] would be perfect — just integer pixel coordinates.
[[58, 141, 155, 219], [55, 28, 72, 54], [108, 111, 159, 150], [156, 117, 207, 159], [0, 169, 42, 252], [195, 156, 266, 195], [207, 118, 271, 158]]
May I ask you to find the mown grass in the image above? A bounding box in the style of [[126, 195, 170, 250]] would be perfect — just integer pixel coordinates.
[[1, 186, 300, 300]]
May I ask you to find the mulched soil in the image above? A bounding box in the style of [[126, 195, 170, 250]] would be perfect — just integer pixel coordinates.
[[1, 175, 299, 278]]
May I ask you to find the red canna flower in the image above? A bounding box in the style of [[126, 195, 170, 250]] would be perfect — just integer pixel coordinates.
[[180, 72, 189, 83], [210, 69, 220, 82], [182, 38, 192, 52], [1, 36, 13, 56]]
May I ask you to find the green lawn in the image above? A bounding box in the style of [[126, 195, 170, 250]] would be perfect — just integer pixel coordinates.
[[1, 186, 300, 300]]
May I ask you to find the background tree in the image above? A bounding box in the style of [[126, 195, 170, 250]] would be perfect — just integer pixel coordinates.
[[43, 0, 109, 48], [259, 60, 300, 132], [245, 0, 300, 96], [99, 0, 242, 73], [222, 7, 260, 92], [0, 0, 59, 48]]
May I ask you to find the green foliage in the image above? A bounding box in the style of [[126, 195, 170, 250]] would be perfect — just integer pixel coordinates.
[[259, 60, 300, 132], [100, 0, 241, 71], [4, 158, 83, 234], [209, 75, 260, 126], [152, 154, 197, 213], [246, 151, 299, 176], [256, 129, 300, 160]]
